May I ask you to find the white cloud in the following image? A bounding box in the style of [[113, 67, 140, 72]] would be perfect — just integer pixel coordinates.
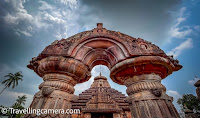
[[16, 29, 32, 37], [167, 38, 193, 58], [167, 90, 182, 98], [176, 7, 186, 26], [3, 0, 34, 37], [174, 7, 186, 28], [170, 7, 192, 39], [2, 0, 80, 38], [4, 9, 33, 25], [57, 0, 77, 7], [171, 28, 192, 39], [0, 85, 33, 108], [74, 77, 94, 95], [167, 90, 182, 112], [180, 7, 186, 16], [3, 0, 33, 25], [4, 13, 18, 25], [43, 13, 66, 24], [188, 77, 200, 85], [38, 1, 54, 10], [176, 17, 186, 27], [34, 0, 79, 38]]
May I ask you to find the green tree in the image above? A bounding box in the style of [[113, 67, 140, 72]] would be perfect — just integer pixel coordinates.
[[0, 71, 23, 94], [8, 95, 27, 118], [15, 95, 27, 106], [177, 94, 200, 113], [0, 95, 27, 118]]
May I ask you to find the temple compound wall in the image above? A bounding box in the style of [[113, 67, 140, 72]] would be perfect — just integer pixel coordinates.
[[25, 23, 182, 118]]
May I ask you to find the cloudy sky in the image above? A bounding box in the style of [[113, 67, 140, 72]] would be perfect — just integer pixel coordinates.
[[0, 0, 200, 112]]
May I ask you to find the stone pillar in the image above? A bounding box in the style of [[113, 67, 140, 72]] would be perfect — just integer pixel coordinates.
[[125, 74, 179, 118], [110, 56, 181, 118], [26, 56, 91, 118]]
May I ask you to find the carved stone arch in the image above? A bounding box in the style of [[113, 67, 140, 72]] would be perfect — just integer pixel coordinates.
[[26, 23, 182, 118], [70, 37, 130, 69]]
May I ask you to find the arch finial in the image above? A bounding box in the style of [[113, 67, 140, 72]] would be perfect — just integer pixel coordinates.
[[97, 23, 103, 28]]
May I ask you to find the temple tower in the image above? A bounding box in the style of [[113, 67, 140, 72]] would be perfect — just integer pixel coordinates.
[[71, 74, 131, 118]]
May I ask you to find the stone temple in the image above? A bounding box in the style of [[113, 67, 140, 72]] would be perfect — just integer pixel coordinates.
[[26, 23, 182, 118], [71, 73, 131, 117]]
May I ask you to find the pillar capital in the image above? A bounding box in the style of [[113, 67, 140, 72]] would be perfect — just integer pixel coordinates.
[[28, 56, 91, 83], [110, 56, 176, 85]]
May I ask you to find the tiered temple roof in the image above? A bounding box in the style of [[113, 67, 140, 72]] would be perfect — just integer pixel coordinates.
[[72, 74, 130, 113]]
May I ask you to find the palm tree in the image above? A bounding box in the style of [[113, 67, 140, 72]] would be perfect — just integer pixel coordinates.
[[0, 71, 23, 94], [15, 95, 27, 106], [7, 95, 27, 118]]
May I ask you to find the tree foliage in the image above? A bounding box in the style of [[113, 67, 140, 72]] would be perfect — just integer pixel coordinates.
[[177, 94, 200, 113], [0, 95, 27, 118], [15, 95, 27, 106], [0, 71, 23, 94]]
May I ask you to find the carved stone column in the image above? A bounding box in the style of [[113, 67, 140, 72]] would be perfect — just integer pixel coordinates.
[[110, 56, 182, 118], [26, 56, 91, 118], [125, 74, 179, 118]]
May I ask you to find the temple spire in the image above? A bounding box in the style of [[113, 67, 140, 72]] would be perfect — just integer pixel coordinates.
[[100, 65, 102, 76], [91, 75, 110, 88]]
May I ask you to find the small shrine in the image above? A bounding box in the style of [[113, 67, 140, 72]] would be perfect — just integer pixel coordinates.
[[71, 73, 131, 118]]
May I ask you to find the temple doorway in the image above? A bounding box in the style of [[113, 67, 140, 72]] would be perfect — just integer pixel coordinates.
[[91, 113, 113, 118]]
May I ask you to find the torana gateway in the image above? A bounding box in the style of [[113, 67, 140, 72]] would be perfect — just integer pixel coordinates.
[[26, 23, 182, 118]]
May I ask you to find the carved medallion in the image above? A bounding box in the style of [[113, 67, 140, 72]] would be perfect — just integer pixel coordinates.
[[42, 87, 55, 97], [151, 88, 162, 97]]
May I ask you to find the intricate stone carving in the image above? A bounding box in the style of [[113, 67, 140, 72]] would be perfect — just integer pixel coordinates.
[[28, 23, 182, 72], [151, 88, 162, 97], [29, 56, 91, 83], [39, 80, 75, 94], [71, 75, 130, 117], [27, 23, 182, 118]]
